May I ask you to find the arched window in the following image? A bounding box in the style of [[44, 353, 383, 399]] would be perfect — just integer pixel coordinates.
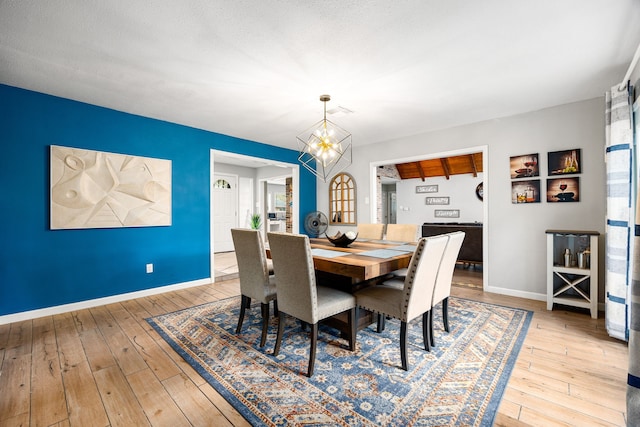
[[214, 179, 231, 189], [329, 173, 356, 224]]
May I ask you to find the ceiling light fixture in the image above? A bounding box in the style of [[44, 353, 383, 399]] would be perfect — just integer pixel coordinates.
[[297, 94, 352, 182]]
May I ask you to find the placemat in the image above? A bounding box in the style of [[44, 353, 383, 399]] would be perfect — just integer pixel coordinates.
[[389, 244, 417, 252], [311, 248, 348, 258], [355, 249, 407, 259]]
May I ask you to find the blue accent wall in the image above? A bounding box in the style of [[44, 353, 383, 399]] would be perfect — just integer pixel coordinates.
[[0, 84, 317, 316]]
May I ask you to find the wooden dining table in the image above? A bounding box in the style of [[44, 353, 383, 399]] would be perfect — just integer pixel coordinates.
[[307, 237, 415, 286], [267, 236, 417, 334]]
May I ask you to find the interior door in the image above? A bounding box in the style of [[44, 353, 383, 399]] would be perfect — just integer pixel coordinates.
[[388, 190, 397, 224], [213, 174, 237, 253]]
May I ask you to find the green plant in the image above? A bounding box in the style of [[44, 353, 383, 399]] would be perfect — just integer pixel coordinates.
[[250, 214, 262, 230]]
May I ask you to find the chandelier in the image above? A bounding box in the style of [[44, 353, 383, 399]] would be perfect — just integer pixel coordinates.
[[297, 95, 352, 181]]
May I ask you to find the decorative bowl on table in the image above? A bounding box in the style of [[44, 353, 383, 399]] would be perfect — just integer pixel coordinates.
[[326, 231, 358, 248]]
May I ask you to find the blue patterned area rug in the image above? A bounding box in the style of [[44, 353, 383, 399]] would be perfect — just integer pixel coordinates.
[[147, 296, 532, 426]]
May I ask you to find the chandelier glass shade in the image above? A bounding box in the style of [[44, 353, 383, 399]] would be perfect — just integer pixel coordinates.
[[297, 95, 352, 182]]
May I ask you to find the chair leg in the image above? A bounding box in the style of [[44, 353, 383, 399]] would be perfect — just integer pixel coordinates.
[[422, 311, 431, 352], [347, 308, 356, 351], [377, 313, 386, 332], [430, 307, 436, 347], [273, 300, 279, 316], [308, 323, 318, 377], [236, 295, 250, 334], [400, 321, 408, 371], [442, 297, 449, 332], [259, 303, 269, 347], [273, 312, 286, 356]]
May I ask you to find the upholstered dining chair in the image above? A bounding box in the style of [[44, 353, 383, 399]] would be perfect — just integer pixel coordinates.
[[231, 228, 278, 348], [357, 223, 385, 240], [429, 231, 465, 347], [267, 232, 357, 377], [385, 223, 418, 242], [354, 234, 448, 370]]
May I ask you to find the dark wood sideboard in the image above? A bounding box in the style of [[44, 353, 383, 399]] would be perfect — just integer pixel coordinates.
[[421, 222, 483, 264]]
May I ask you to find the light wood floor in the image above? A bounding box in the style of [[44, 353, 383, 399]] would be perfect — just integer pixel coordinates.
[[0, 278, 628, 426]]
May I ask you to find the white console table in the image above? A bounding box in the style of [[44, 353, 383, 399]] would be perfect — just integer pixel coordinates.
[[545, 229, 599, 319]]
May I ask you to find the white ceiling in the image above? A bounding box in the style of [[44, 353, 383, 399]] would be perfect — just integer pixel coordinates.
[[1, 1, 639, 151]]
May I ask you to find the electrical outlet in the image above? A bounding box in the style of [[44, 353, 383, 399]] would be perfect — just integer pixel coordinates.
[[146, 263, 153, 274]]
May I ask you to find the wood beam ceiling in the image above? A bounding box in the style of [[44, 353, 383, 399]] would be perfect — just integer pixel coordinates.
[[392, 152, 483, 180]]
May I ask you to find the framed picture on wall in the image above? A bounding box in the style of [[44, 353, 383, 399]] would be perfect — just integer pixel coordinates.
[[275, 193, 286, 208], [547, 177, 580, 202], [425, 196, 449, 205], [511, 179, 541, 204], [434, 209, 460, 218], [416, 184, 438, 193], [548, 149, 581, 175], [510, 153, 539, 179]]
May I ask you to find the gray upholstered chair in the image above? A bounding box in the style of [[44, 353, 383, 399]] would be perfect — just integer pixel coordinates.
[[385, 223, 418, 242], [429, 231, 465, 346], [354, 234, 448, 370], [389, 232, 465, 342], [267, 232, 357, 377], [231, 228, 278, 347], [357, 223, 385, 240]]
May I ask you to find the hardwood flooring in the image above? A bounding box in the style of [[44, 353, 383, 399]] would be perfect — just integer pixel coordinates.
[[0, 278, 628, 426]]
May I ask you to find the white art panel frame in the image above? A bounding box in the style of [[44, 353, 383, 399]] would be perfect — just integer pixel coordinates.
[[50, 145, 172, 229]]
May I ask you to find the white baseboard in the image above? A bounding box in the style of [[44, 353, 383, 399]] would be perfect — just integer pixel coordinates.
[[3, 280, 604, 325], [0, 277, 214, 325], [484, 285, 606, 314], [483, 285, 546, 302]]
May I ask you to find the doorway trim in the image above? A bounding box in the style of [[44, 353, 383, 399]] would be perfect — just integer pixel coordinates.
[[210, 149, 300, 281], [368, 144, 489, 288]]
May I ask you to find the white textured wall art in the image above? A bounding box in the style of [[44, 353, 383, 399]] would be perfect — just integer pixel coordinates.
[[50, 145, 171, 229]]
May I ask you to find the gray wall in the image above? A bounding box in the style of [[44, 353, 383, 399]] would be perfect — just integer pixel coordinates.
[[319, 97, 605, 302], [214, 162, 258, 179], [630, 55, 640, 101], [396, 173, 484, 224]]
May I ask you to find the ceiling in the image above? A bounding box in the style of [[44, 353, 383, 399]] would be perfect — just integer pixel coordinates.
[[1, 1, 639, 152]]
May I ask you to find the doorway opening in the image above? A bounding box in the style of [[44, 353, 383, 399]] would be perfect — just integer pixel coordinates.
[[369, 145, 488, 289], [381, 182, 397, 225], [210, 150, 299, 282]]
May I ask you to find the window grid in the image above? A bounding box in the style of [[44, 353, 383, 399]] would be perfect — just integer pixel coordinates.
[[329, 173, 356, 225]]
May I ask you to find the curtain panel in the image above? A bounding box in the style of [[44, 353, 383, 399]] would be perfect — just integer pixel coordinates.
[[605, 82, 634, 341], [606, 81, 639, 426]]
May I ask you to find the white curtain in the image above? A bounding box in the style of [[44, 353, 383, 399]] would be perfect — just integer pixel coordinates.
[[605, 82, 634, 341], [606, 81, 640, 425]]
